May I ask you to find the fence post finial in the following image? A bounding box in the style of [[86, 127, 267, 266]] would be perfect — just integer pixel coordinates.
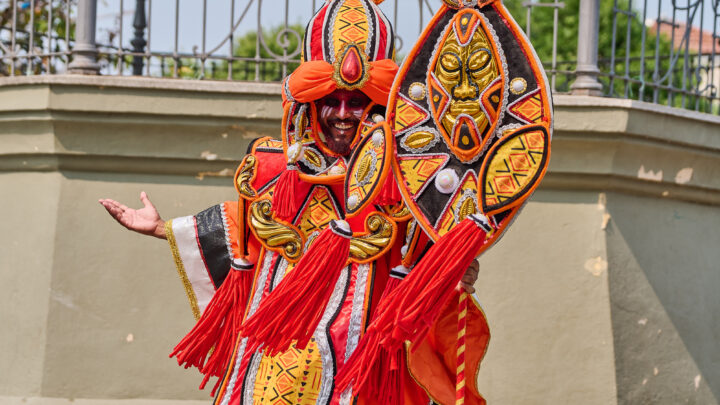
[[131, 0, 147, 75], [570, 0, 602, 96], [68, 0, 100, 75]]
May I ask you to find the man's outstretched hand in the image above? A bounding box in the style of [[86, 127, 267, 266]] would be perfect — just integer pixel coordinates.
[[99, 192, 166, 239]]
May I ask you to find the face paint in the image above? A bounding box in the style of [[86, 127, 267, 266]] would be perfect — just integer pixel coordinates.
[[317, 89, 371, 156]]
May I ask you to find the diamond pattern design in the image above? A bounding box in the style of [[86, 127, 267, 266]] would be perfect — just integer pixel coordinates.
[[508, 89, 544, 124], [393, 94, 429, 132], [397, 154, 449, 197]]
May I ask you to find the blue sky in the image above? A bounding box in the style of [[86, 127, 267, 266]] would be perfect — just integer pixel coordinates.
[[91, 0, 718, 60]]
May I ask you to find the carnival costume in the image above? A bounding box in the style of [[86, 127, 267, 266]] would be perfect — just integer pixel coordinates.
[[164, 1, 553, 404]]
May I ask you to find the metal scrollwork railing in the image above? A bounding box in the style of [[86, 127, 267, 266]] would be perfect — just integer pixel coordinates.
[[1, 0, 719, 115]]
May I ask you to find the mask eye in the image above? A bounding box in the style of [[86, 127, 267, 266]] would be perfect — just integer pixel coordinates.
[[468, 48, 491, 72], [440, 53, 461, 73]]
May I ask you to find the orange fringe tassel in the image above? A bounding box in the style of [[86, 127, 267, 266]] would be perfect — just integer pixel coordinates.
[[170, 262, 254, 396], [240, 220, 352, 356], [336, 216, 492, 402]]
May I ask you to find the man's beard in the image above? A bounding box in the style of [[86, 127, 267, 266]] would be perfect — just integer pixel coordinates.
[[322, 118, 359, 156]]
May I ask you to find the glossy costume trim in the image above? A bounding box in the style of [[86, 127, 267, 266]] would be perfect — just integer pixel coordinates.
[[316, 264, 351, 404], [219, 251, 275, 405], [167, 215, 216, 314], [345, 263, 371, 361], [164, 219, 201, 320]]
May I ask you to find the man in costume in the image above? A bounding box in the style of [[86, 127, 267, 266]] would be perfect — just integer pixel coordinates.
[[101, 0, 553, 404], [101, 1, 491, 404]]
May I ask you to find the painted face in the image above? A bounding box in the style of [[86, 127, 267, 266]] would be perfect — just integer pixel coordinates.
[[317, 89, 371, 156], [433, 23, 499, 143]]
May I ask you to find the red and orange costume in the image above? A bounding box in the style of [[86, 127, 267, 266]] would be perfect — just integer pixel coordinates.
[[164, 1, 552, 404]]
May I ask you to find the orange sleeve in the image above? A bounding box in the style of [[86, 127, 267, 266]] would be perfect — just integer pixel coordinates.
[[406, 291, 490, 405]]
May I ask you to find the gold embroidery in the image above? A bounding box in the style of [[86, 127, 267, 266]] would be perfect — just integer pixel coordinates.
[[355, 151, 374, 184], [349, 213, 395, 261], [249, 199, 304, 261], [403, 130, 437, 150], [165, 220, 201, 320], [236, 155, 258, 198]]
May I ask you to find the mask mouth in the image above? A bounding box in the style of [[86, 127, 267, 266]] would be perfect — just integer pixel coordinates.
[[450, 101, 481, 115]]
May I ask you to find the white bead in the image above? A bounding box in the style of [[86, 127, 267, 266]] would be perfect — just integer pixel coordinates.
[[286, 143, 303, 163], [333, 219, 351, 233], [409, 83, 425, 100], [347, 194, 359, 208], [434, 168, 459, 194], [371, 130, 384, 148], [510, 77, 527, 95], [372, 114, 384, 123], [400, 245, 408, 256], [329, 165, 345, 175]]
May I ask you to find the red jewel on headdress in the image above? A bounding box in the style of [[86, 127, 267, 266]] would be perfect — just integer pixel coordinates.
[[340, 46, 363, 84]]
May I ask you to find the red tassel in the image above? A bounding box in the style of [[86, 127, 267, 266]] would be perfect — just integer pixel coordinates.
[[382, 264, 408, 299], [240, 220, 352, 356], [170, 260, 255, 395], [375, 173, 402, 206], [272, 166, 301, 222], [336, 215, 492, 401]]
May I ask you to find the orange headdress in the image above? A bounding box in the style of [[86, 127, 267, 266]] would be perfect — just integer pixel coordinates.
[[272, 0, 400, 222], [282, 0, 398, 107]]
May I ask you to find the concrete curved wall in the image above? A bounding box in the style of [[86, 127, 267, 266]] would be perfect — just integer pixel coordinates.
[[1, 76, 718, 404]]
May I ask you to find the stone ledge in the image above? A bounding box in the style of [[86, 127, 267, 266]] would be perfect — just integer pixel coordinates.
[[553, 94, 720, 126], [1, 153, 718, 206], [0, 397, 207, 405], [0, 74, 282, 95]]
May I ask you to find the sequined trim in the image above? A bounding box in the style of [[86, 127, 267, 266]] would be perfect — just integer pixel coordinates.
[[218, 337, 248, 405], [221, 251, 275, 405], [316, 265, 351, 404], [220, 202, 234, 259], [339, 387, 353, 405], [242, 351, 263, 405], [270, 256, 289, 291], [165, 220, 201, 320], [345, 263, 370, 361]]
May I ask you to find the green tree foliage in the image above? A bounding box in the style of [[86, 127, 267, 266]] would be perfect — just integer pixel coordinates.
[[505, 0, 713, 112], [0, 0, 75, 75], [166, 24, 304, 81]]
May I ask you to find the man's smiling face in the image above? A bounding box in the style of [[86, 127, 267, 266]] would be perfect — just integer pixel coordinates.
[[317, 89, 371, 156]]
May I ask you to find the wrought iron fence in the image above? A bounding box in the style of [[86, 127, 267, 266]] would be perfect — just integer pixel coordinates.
[[1, 0, 719, 114]]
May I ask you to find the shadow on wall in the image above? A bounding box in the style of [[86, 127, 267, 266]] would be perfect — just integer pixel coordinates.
[[606, 192, 720, 405]]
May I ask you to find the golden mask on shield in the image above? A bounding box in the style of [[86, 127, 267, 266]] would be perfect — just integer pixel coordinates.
[[428, 10, 502, 162]]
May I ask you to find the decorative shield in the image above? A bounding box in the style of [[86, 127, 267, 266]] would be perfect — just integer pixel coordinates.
[[344, 121, 394, 217], [389, 0, 553, 243]]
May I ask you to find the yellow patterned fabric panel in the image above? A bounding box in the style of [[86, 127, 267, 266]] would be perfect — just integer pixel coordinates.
[[255, 138, 284, 149], [296, 187, 340, 235], [483, 128, 546, 208], [346, 137, 386, 212], [397, 154, 448, 196], [508, 90, 545, 124], [253, 339, 323, 404], [332, 0, 370, 55], [393, 95, 429, 132]]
